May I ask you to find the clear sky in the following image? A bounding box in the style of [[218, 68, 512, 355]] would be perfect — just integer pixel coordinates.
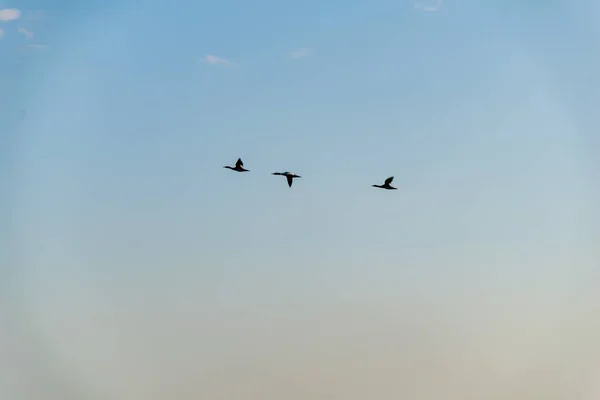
[[2, 0, 600, 398]]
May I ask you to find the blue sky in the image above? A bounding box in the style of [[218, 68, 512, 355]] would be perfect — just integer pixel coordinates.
[[2, 0, 600, 398]]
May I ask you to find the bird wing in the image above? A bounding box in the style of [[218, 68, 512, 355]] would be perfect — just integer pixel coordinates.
[[384, 176, 394, 185], [287, 175, 293, 187], [236, 158, 243, 168]]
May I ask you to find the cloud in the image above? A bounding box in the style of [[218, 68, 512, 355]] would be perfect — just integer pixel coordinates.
[[290, 48, 311, 59], [26, 9, 44, 21], [18, 27, 33, 39], [21, 43, 48, 52], [0, 28, 4, 39], [414, 0, 443, 11], [0, 8, 20, 21], [201, 54, 232, 66]]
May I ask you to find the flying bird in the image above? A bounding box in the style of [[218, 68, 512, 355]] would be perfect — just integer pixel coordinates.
[[223, 158, 249, 172], [272, 172, 301, 188], [372, 176, 397, 190]]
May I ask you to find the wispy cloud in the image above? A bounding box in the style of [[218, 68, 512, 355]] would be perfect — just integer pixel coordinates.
[[21, 43, 48, 52], [290, 48, 311, 59], [414, 0, 443, 12], [26, 9, 44, 21], [201, 54, 232, 66], [0, 28, 4, 39], [18, 27, 33, 39], [0, 8, 20, 21]]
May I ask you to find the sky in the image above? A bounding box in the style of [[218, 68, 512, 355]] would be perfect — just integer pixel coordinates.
[[2, 0, 600, 398]]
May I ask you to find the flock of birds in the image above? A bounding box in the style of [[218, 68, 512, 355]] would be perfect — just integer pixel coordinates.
[[224, 158, 398, 190]]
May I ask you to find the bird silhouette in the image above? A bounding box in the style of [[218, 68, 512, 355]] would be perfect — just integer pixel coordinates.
[[272, 172, 301, 188], [223, 158, 249, 172], [372, 176, 397, 190]]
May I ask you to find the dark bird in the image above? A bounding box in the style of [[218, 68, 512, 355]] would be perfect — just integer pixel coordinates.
[[372, 176, 397, 190], [272, 172, 301, 188], [223, 158, 249, 172]]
